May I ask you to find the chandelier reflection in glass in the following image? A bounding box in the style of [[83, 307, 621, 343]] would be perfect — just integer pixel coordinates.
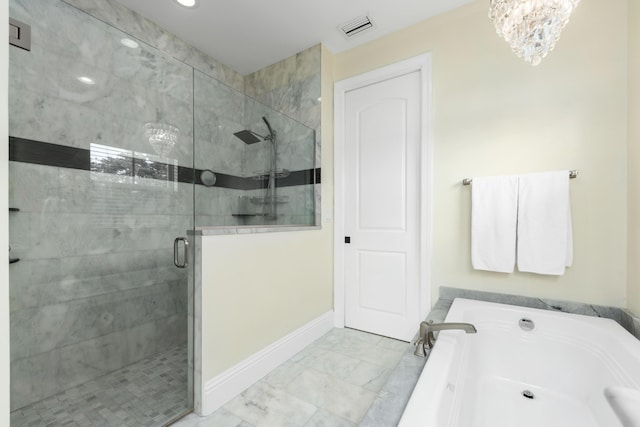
[[489, 0, 580, 66], [144, 122, 179, 157]]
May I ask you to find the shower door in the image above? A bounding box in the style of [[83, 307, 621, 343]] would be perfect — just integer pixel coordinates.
[[8, 1, 194, 425]]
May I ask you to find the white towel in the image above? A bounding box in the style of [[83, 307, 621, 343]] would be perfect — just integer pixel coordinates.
[[471, 175, 519, 273], [517, 171, 573, 275]]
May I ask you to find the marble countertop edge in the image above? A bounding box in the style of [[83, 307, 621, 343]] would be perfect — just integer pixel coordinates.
[[190, 225, 321, 236]]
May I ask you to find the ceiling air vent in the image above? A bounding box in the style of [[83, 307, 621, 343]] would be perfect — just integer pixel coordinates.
[[339, 15, 375, 39]]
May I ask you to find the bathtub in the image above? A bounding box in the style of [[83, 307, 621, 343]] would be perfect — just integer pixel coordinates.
[[398, 298, 640, 427]]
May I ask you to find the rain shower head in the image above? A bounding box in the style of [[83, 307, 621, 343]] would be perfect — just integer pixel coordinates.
[[234, 117, 275, 144], [233, 130, 263, 144]]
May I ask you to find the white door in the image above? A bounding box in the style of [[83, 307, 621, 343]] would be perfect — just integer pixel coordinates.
[[343, 70, 422, 342]]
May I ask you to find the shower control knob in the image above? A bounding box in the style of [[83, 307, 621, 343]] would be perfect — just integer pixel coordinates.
[[9, 245, 19, 264]]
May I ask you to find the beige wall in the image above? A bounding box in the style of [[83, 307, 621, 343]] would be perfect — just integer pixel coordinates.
[[1, 0, 9, 423], [333, 0, 629, 307], [200, 229, 333, 379], [629, 0, 640, 315], [199, 47, 336, 380]]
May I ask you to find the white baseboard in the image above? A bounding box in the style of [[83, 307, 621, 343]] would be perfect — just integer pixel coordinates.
[[200, 310, 334, 416]]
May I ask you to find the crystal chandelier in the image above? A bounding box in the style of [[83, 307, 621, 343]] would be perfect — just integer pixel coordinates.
[[144, 122, 179, 157], [489, 0, 580, 66]]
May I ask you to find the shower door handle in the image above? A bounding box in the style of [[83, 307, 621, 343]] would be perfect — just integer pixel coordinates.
[[173, 237, 189, 268]]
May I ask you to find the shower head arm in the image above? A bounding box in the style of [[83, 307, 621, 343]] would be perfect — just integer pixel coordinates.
[[262, 117, 276, 141]]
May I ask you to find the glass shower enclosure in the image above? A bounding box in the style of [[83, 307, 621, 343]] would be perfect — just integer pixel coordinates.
[[9, 1, 194, 425], [194, 70, 316, 228], [8, 1, 316, 426]]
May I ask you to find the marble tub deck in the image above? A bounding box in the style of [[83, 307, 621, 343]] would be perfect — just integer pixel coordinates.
[[362, 286, 640, 426]]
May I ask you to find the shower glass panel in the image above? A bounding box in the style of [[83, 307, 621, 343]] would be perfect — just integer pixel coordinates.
[[194, 70, 317, 227], [8, 1, 193, 425]]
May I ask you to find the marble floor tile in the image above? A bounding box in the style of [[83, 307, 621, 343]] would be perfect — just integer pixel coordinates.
[[176, 328, 410, 427], [332, 338, 406, 369], [303, 348, 391, 392], [377, 336, 411, 352], [304, 408, 356, 427], [174, 408, 251, 427], [350, 361, 393, 393], [285, 369, 378, 424], [224, 381, 317, 427], [262, 358, 309, 389], [313, 327, 384, 350]]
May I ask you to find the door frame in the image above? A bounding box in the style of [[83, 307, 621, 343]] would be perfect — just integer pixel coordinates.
[[333, 53, 433, 329]]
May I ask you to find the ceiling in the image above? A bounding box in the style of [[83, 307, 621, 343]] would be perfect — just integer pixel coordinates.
[[116, 0, 475, 75]]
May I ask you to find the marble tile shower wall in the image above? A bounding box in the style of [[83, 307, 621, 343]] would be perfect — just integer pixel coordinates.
[[245, 45, 322, 225], [62, 0, 245, 92], [245, 45, 321, 134], [242, 186, 316, 226], [10, 2, 194, 166], [193, 64, 317, 227], [62, 0, 321, 228], [241, 97, 316, 226], [193, 70, 245, 226], [242, 97, 316, 175], [9, 0, 192, 410], [194, 71, 245, 176]]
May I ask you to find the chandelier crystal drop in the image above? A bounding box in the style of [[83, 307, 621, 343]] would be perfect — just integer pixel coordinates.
[[489, 0, 580, 66], [144, 122, 179, 157]]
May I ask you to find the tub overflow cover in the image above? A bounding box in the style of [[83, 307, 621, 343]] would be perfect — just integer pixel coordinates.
[[519, 318, 535, 331], [522, 390, 535, 399]]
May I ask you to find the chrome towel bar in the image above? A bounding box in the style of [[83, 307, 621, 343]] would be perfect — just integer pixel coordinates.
[[462, 170, 578, 186]]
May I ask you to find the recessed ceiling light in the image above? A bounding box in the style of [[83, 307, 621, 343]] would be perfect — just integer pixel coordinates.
[[174, 0, 198, 8], [120, 38, 139, 49], [77, 76, 96, 85]]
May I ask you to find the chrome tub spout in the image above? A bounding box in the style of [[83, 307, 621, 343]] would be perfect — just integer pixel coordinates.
[[413, 320, 477, 357]]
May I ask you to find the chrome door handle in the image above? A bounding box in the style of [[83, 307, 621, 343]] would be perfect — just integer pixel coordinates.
[[173, 237, 189, 268]]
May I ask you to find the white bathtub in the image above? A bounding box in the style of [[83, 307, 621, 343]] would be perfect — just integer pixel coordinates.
[[399, 298, 640, 427]]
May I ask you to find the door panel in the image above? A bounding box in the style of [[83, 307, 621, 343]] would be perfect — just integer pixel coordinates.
[[358, 250, 407, 315], [357, 99, 407, 231], [344, 71, 421, 341]]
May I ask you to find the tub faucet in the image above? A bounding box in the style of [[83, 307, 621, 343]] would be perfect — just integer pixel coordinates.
[[413, 320, 477, 357]]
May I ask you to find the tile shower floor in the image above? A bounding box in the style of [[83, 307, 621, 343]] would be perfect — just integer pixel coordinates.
[[174, 328, 408, 427], [10, 345, 189, 427]]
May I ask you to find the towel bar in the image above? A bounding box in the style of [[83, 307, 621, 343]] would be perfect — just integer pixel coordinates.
[[462, 170, 578, 186]]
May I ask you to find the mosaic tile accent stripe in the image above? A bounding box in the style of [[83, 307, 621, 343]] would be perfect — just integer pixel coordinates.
[[9, 137, 320, 190]]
